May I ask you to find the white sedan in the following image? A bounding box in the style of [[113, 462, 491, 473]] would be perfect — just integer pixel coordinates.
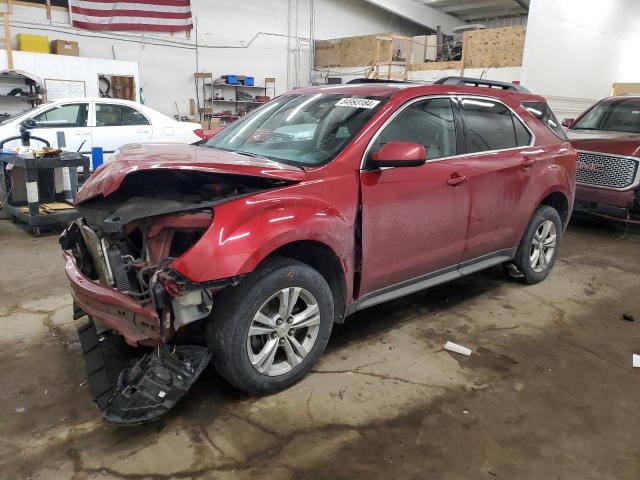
[[0, 98, 203, 166]]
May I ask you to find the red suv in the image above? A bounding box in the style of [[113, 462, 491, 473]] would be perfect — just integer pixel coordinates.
[[563, 95, 640, 224], [61, 77, 576, 422]]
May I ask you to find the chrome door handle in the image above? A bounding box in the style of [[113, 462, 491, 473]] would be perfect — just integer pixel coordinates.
[[521, 156, 536, 168], [75, 131, 90, 136]]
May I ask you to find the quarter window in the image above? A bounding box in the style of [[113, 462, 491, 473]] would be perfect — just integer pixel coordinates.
[[373, 98, 457, 160], [31, 103, 88, 128], [522, 101, 567, 140], [96, 104, 150, 127], [461, 98, 531, 153]]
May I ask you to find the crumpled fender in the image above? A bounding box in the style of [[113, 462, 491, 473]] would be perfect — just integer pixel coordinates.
[[169, 183, 356, 289]]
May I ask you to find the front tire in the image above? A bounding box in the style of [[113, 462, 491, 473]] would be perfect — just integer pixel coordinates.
[[208, 257, 334, 394], [507, 205, 563, 284]]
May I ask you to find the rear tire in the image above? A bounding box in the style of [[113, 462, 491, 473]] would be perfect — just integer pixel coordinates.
[[208, 257, 334, 394], [507, 205, 563, 284]]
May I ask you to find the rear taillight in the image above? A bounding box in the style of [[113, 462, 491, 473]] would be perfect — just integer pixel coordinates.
[[193, 128, 205, 139]]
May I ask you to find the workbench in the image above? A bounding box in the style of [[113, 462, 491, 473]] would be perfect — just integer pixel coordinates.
[[0, 152, 90, 235]]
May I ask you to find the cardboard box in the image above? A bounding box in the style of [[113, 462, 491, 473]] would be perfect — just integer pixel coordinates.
[[51, 40, 80, 56], [17, 34, 49, 53]]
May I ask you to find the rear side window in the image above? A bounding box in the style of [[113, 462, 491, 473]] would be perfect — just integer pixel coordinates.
[[461, 98, 531, 153], [523, 101, 567, 140], [96, 104, 150, 127]]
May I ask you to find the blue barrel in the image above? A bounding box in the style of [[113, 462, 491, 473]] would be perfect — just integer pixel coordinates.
[[91, 147, 104, 171]]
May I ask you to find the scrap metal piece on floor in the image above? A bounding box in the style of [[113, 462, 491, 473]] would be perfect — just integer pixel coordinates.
[[103, 345, 212, 426]]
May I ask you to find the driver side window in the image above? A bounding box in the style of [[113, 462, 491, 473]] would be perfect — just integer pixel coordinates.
[[373, 98, 457, 160], [32, 103, 88, 128]]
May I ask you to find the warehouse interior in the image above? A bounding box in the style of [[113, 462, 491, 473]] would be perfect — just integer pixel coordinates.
[[1, 0, 639, 478]]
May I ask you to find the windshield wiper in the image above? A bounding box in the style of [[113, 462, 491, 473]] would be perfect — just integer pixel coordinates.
[[236, 150, 270, 159]]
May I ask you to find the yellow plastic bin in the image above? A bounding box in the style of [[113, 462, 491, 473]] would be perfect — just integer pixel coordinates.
[[17, 34, 50, 53]]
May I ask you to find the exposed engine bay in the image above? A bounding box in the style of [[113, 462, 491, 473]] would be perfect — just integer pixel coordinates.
[[62, 170, 287, 339], [60, 169, 292, 424]]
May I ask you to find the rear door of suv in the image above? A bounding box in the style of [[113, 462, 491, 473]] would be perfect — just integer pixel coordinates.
[[457, 96, 543, 266]]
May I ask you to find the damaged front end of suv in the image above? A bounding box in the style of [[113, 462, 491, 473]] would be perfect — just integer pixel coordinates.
[[60, 144, 305, 424]]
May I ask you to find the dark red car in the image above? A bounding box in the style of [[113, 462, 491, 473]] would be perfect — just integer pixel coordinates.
[[60, 78, 576, 422], [563, 95, 640, 224]]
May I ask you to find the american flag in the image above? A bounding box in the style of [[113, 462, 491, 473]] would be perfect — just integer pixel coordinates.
[[69, 0, 193, 33]]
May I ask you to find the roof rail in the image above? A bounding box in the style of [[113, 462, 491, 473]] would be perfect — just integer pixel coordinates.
[[434, 76, 530, 93], [346, 78, 413, 84]]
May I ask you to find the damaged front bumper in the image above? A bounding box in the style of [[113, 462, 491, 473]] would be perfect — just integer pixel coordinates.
[[60, 213, 230, 424], [63, 249, 162, 346]]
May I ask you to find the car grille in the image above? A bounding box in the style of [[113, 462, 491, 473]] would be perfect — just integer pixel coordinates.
[[576, 151, 639, 189]]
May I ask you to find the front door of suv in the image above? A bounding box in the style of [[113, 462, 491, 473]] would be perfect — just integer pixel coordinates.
[[457, 96, 539, 264], [359, 97, 471, 295]]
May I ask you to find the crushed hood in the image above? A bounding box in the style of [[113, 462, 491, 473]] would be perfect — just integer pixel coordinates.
[[567, 130, 640, 158], [77, 143, 306, 203]]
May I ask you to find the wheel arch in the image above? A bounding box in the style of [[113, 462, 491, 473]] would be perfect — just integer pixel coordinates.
[[263, 240, 348, 324], [539, 191, 570, 227]]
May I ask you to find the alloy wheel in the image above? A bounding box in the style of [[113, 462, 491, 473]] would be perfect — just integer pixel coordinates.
[[530, 219, 557, 273], [246, 287, 320, 377]]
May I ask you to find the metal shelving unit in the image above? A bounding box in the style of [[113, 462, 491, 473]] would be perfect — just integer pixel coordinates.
[[194, 73, 274, 128], [0, 71, 43, 122]]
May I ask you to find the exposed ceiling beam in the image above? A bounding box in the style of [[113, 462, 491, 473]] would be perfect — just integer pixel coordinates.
[[440, 1, 514, 13], [461, 8, 525, 21], [512, 0, 530, 10], [362, 0, 460, 33]]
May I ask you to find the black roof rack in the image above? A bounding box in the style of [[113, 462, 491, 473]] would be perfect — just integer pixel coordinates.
[[434, 76, 530, 93], [346, 78, 413, 84]]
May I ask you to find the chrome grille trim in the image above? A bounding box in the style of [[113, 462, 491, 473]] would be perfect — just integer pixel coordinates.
[[576, 150, 640, 191]]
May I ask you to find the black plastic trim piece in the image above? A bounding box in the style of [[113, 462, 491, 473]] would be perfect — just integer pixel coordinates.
[[346, 78, 415, 84], [103, 345, 211, 426], [346, 248, 516, 315], [434, 76, 530, 93]]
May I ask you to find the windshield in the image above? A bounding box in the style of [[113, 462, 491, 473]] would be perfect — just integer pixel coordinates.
[[572, 98, 640, 133], [205, 93, 387, 167]]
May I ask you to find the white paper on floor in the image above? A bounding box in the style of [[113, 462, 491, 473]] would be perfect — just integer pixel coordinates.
[[633, 354, 640, 368], [444, 341, 472, 356]]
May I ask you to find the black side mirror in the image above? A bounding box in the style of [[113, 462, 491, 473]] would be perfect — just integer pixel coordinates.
[[21, 118, 38, 130]]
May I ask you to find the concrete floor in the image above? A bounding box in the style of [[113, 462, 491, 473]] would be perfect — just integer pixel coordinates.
[[0, 217, 639, 480]]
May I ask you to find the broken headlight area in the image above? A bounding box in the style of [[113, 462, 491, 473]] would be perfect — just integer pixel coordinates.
[[61, 208, 220, 425], [61, 210, 217, 338], [63, 168, 274, 336]]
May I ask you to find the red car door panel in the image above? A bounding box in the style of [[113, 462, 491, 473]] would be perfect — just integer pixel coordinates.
[[360, 160, 470, 295], [358, 97, 471, 296]]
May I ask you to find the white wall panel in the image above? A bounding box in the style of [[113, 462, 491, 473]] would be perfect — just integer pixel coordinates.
[[522, 0, 640, 114], [5, 0, 441, 117]]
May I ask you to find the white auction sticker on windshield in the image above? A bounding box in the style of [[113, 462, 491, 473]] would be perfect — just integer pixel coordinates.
[[335, 98, 381, 109]]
